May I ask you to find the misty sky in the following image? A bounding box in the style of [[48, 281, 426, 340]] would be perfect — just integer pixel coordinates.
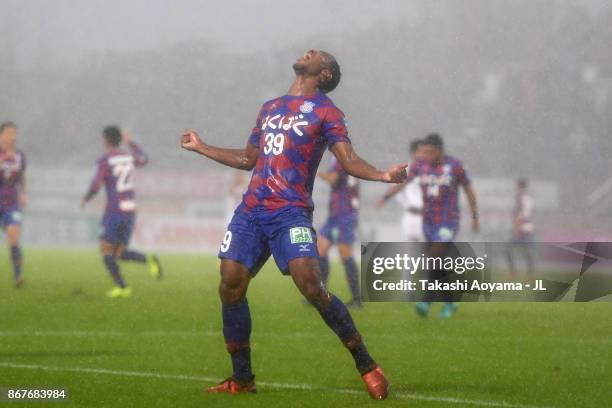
[[2, 0, 608, 67]]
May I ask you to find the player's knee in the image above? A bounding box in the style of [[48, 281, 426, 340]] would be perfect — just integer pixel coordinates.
[[219, 262, 250, 303], [317, 237, 331, 256], [302, 281, 329, 308], [338, 244, 353, 259], [6, 226, 20, 245], [99, 241, 115, 256], [115, 245, 126, 257]]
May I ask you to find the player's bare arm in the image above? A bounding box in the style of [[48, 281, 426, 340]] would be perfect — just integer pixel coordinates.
[[81, 187, 97, 208], [317, 171, 339, 186], [81, 167, 104, 209], [376, 181, 410, 209], [181, 129, 258, 171], [17, 172, 27, 208], [123, 131, 149, 167], [330, 141, 406, 184], [463, 182, 480, 232]]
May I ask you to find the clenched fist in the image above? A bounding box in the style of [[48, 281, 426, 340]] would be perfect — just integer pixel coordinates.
[[181, 129, 205, 153]]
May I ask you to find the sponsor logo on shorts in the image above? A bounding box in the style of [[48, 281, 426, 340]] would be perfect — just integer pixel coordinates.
[[11, 211, 22, 222], [290, 227, 313, 244], [331, 227, 340, 241], [438, 227, 454, 241]]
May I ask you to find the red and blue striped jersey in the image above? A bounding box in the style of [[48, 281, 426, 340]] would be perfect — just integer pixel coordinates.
[[85, 141, 148, 214], [406, 155, 470, 226], [0, 149, 26, 209], [242, 92, 350, 212], [328, 157, 359, 217]]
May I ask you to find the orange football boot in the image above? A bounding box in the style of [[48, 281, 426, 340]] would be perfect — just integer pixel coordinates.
[[205, 378, 256, 394], [361, 366, 389, 400]]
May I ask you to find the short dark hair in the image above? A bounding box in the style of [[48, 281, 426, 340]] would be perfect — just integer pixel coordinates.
[[422, 133, 444, 150], [410, 139, 421, 154], [103, 125, 122, 147], [318, 51, 341, 93], [0, 121, 17, 133], [517, 178, 528, 188]]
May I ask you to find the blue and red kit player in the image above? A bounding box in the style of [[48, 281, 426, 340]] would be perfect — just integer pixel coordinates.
[[0, 122, 27, 288], [81, 126, 162, 298], [181, 50, 407, 399], [506, 178, 535, 278], [317, 156, 362, 308], [380, 133, 479, 317]]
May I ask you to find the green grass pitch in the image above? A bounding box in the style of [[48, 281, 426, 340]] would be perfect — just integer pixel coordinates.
[[1, 248, 610, 407]]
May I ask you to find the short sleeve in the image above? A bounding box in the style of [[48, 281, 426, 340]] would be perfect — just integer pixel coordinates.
[[248, 106, 265, 147], [454, 161, 470, 186], [323, 107, 351, 149]]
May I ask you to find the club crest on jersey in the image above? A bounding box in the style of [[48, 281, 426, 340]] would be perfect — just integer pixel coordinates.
[[299, 101, 315, 113], [290, 227, 313, 244]]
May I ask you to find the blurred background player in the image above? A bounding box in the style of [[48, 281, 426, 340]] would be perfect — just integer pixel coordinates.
[[317, 156, 361, 308], [377, 139, 424, 242], [380, 133, 479, 318], [81, 126, 162, 298], [181, 49, 407, 399], [506, 178, 535, 279], [0, 121, 27, 288]]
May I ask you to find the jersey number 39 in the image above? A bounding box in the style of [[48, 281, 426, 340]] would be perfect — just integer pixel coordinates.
[[263, 133, 285, 156]]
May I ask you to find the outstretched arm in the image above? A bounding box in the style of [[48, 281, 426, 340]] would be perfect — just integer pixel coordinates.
[[330, 142, 406, 183], [377, 181, 409, 209], [81, 160, 107, 208], [122, 131, 149, 167], [17, 154, 27, 208], [317, 171, 340, 186], [181, 129, 259, 171]]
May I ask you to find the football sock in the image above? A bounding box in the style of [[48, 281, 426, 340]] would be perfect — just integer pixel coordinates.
[[319, 256, 330, 288], [342, 257, 360, 301], [222, 299, 253, 382], [10, 245, 22, 278], [318, 294, 375, 374], [103, 255, 126, 288], [120, 250, 147, 263]]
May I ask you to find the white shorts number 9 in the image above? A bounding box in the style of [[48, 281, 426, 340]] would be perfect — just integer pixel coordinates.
[[220, 231, 232, 253]]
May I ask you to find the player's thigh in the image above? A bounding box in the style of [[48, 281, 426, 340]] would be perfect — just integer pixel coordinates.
[[337, 243, 354, 260], [117, 213, 136, 248], [219, 210, 269, 277], [219, 259, 252, 304], [3, 209, 23, 245], [318, 217, 336, 246], [99, 240, 117, 256], [269, 224, 318, 275], [336, 216, 357, 256], [5, 224, 21, 245], [100, 214, 123, 251], [317, 234, 332, 257]]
